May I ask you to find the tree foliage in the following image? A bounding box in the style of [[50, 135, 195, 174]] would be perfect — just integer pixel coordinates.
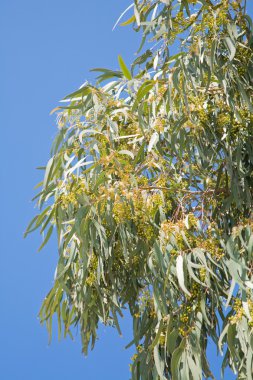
[[26, 0, 253, 378]]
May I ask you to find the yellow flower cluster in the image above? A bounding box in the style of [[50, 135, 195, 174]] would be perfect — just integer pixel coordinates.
[[178, 289, 203, 336], [159, 334, 166, 346], [189, 282, 201, 300], [138, 289, 153, 310], [154, 117, 166, 133], [231, 1, 240, 10], [85, 254, 98, 286], [229, 298, 244, 325], [112, 199, 132, 223], [215, 7, 230, 27], [160, 222, 184, 255], [60, 192, 79, 209], [217, 113, 231, 128], [112, 189, 166, 241], [130, 353, 138, 364], [199, 237, 224, 261], [199, 268, 206, 282], [124, 121, 139, 135], [183, 118, 202, 133], [72, 140, 81, 157], [193, 4, 229, 35], [248, 299, 253, 328], [107, 99, 122, 108], [178, 326, 193, 337], [58, 178, 87, 210], [156, 86, 167, 103], [137, 345, 143, 353], [178, 304, 194, 337], [180, 311, 190, 323], [160, 214, 198, 255], [96, 134, 109, 155], [160, 215, 225, 261], [111, 242, 125, 272], [187, 94, 209, 123]]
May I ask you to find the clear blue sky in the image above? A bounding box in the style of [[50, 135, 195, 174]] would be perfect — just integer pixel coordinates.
[[1, 1, 253, 379]]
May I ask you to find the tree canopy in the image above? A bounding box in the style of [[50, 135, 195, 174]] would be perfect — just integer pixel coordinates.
[[26, 0, 253, 378]]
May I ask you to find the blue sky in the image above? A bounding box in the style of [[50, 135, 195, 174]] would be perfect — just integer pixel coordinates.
[[1, 1, 253, 379]]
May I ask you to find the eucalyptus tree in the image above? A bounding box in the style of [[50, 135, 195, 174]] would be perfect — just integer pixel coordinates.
[[26, 0, 253, 378]]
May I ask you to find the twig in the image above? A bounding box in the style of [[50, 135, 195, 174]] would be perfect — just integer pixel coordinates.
[[138, 186, 227, 196]]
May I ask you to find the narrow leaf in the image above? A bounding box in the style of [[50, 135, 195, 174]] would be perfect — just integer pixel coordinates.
[[118, 55, 132, 80]]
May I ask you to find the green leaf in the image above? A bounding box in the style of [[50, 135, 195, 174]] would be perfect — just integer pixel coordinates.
[[132, 81, 154, 111], [149, 319, 164, 350], [63, 85, 93, 100], [176, 255, 191, 297], [118, 55, 132, 80], [224, 37, 236, 61], [227, 324, 238, 361], [43, 156, 54, 190], [38, 225, 53, 252], [118, 149, 134, 160], [120, 14, 136, 26], [167, 329, 179, 354], [148, 132, 159, 152], [24, 215, 38, 238], [171, 339, 186, 380]]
